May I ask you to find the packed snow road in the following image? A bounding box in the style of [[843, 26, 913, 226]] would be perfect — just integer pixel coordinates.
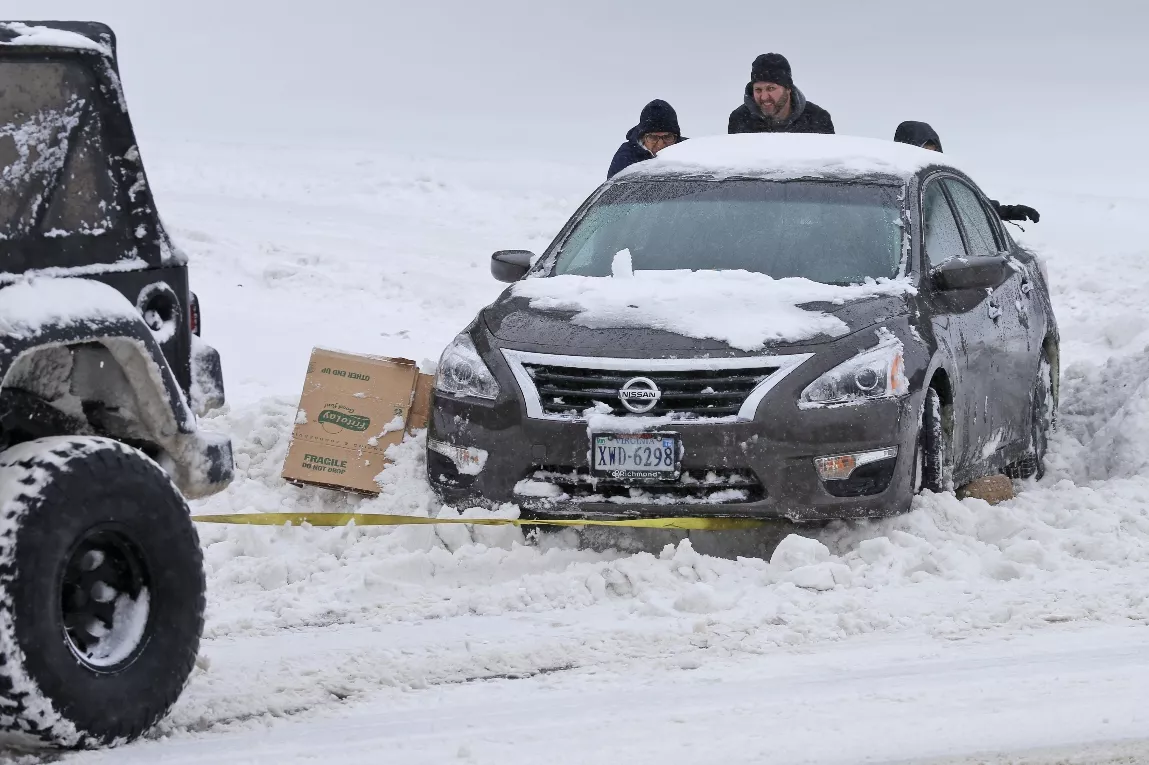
[[12, 140, 1149, 764]]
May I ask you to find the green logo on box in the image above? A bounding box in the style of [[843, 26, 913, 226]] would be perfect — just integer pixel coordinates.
[[318, 409, 371, 433]]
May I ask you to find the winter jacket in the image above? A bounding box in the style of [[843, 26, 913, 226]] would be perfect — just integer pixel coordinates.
[[607, 99, 685, 179], [607, 135, 655, 178], [727, 84, 834, 135]]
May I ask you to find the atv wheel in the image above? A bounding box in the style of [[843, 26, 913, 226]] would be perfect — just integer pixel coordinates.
[[914, 387, 952, 494], [1006, 352, 1055, 481], [0, 437, 205, 749]]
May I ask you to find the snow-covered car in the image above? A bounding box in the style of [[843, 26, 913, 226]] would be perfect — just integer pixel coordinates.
[[0, 22, 232, 748], [426, 134, 1058, 522]]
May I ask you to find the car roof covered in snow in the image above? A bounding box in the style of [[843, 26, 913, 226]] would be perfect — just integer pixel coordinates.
[[617, 133, 963, 185], [0, 21, 116, 59]]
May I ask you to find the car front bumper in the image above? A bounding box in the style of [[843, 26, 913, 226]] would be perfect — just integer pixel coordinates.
[[427, 388, 923, 522]]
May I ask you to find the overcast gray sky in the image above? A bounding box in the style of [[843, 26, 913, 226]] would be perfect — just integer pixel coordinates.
[[9, 1, 1147, 191]]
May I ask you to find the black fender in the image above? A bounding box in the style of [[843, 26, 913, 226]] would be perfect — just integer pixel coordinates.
[[0, 279, 235, 499], [1, 317, 195, 439]]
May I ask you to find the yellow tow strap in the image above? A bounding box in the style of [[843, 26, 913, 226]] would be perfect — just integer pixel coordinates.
[[191, 512, 774, 531]]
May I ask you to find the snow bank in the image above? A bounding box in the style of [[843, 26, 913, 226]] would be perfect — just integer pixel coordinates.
[[189, 372, 1149, 672], [511, 270, 913, 350], [627, 133, 963, 181]]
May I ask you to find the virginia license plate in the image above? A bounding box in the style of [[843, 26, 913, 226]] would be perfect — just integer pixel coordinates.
[[591, 433, 680, 479]]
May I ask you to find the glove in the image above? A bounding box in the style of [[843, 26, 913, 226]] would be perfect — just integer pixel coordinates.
[[998, 204, 1040, 223]]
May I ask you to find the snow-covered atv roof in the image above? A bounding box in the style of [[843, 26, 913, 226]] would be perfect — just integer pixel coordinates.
[[615, 133, 965, 184], [0, 21, 116, 59]]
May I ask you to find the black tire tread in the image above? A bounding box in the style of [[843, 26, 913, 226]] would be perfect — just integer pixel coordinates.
[[0, 436, 204, 749]]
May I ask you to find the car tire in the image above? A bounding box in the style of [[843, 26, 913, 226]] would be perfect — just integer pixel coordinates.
[[1006, 351, 1055, 481], [0, 436, 205, 749], [914, 387, 951, 494]]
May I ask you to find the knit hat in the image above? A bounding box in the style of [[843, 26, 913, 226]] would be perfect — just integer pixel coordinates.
[[750, 53, 794, 90], [893, 121, 944, 152], [634, 99, 681, 138]]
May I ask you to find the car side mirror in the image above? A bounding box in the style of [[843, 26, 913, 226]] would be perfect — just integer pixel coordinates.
[[930, 256, 1010, 292], [491, 250, 535, 283]]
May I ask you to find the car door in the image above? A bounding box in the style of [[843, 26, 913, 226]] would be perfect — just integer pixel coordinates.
[[942, 178, 1037, 459], [920, 177, 1004, 476]]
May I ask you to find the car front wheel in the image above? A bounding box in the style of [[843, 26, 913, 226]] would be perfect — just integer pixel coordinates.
[[914, 387, 953, 494]]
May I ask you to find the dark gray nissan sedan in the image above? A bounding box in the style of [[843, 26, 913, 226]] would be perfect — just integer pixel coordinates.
[[426, 135, 1058, 522]]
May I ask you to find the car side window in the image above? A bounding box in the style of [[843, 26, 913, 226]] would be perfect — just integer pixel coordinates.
[[943, 179, 1001, 257], [922, 182, 965, 270]]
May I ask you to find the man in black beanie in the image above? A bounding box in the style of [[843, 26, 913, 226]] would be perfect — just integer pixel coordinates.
[[607, 99, 684, 178], [728, 53, 834, 135]]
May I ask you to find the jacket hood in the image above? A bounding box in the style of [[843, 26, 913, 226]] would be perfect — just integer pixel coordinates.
[[482, 288, 909, 354], [742, 83, 809, 128], [893, 121, 943, 151], [625, 99, 681, 141]]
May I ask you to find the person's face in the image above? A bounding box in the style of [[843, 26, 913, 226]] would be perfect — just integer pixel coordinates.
[[753, 82, 790, 117], [641, 132, 677, 154], [921, 141, 940, 152]]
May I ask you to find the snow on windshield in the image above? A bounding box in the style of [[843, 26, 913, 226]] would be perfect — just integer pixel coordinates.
[[512, 268, 914, 350], [625, 133, 962, 181], [0, 23, 112, 57]]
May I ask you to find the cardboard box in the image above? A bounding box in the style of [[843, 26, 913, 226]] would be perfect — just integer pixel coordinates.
[[281, 347, 435, 494]]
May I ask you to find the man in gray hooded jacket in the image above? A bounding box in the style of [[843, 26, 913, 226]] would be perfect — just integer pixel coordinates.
[[728, 53, 835, 135]]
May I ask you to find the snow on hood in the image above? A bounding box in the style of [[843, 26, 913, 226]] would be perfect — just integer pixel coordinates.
[[0, 277, 140, 340], [510, 269, 915, 351], [0, 22, 112, 57], [622, 133, 962, 181]]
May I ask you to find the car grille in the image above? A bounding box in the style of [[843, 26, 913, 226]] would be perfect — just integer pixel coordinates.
[[519, 466, 765, 504], [522, 364, 781, 419]]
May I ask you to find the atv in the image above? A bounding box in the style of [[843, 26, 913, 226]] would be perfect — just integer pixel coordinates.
[[0, 21, 232, 748]]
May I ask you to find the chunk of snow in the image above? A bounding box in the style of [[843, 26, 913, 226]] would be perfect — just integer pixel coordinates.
[[611, 248, 633, 278], [513, 270, 913, 351], [381, 414, 406, 435], [0, 23, 112, 57], [513, 479, 565, 498], [770, 534, 831, 572], [785, 562, 852, 591]]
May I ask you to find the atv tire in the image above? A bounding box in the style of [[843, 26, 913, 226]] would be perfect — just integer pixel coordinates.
[[0, 437, 205, 749]]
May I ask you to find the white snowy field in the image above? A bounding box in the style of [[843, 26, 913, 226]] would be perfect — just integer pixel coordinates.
[[13, 138, 1149, 764]]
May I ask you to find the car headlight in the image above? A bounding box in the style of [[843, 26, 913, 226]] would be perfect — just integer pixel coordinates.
[[799, 331, 908, 408], [434, 333, 500, 400]]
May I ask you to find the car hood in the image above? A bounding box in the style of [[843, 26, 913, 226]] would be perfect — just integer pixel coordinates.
[[482, 290, 911, 355]]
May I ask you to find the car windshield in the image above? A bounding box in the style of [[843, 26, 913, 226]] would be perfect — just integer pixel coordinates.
[[551, 179, 904, 285]]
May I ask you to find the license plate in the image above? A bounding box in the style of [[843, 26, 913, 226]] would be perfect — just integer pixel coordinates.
[[591, 433, 680, 479]]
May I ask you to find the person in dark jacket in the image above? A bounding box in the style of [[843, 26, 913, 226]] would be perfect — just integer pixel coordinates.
[[607, 99, 683, 179], [893, 120, 1040, 223], [894, 120, 942, 151], [728, 53, 834, 135]]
